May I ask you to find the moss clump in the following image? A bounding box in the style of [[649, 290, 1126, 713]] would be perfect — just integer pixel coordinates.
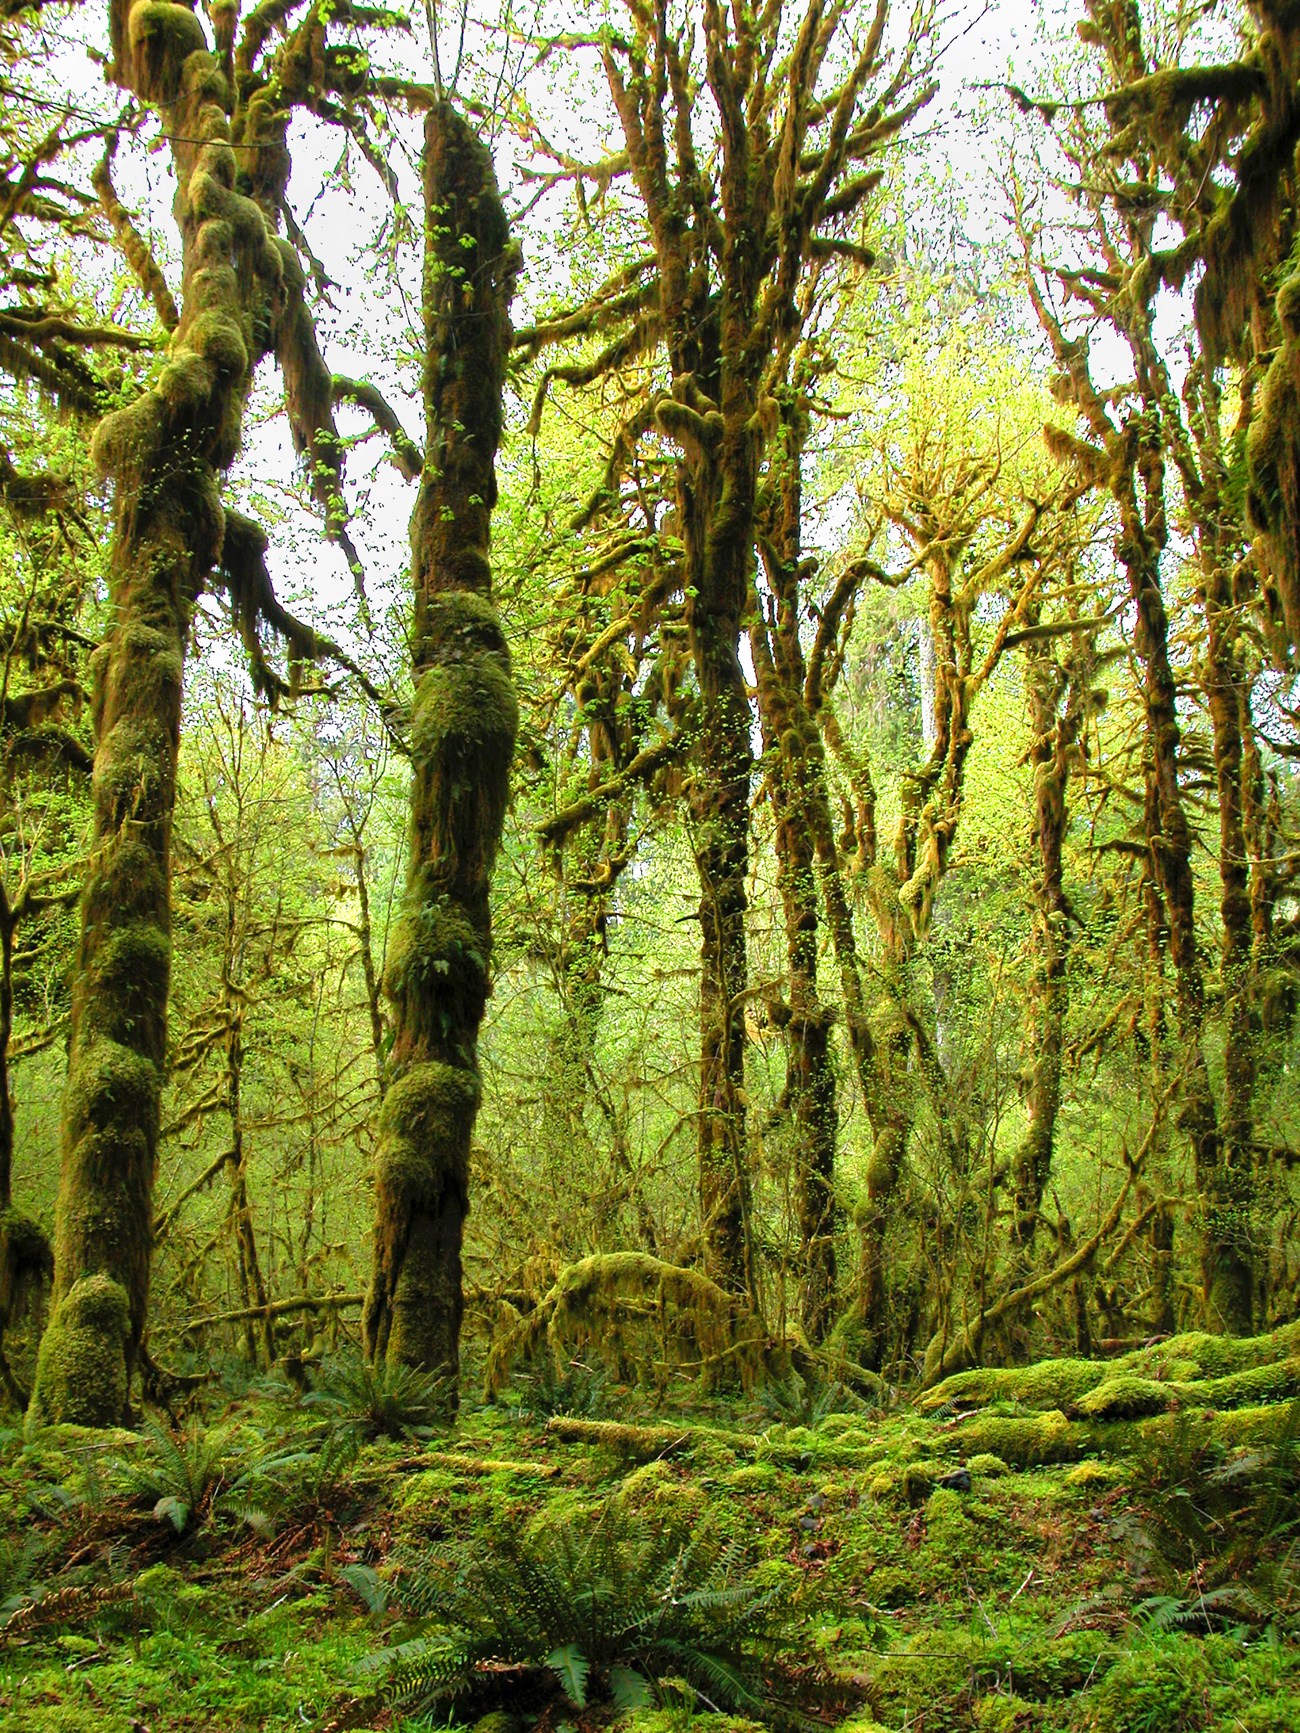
[[81, 921, 171, 1051], [376, 1063, 479, 1203], [725, 1462, 777, 1491], [965, 1452, 1009, 1479], [27, 1274, 130, 1428], [411, 655, 518, 779], [382, 902, 487, 1025], [1064, 1459, 1125, 1487], [126, 2, 208, 104], [62, 1040, 160, 1147], [1075, 1375, 1171, 1419], [423, 588, 506, 655]]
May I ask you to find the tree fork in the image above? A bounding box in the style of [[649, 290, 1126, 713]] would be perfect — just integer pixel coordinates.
[[362, 103, 518, 1390]]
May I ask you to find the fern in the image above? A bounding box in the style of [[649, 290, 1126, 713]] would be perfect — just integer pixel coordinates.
[[363, 1489, 801, 1724], [302, 1354, 452, 1443], [120, 1418, 229, 1532]]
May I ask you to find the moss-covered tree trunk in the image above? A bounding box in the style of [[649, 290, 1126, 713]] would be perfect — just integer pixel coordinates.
[[1011, 633, 1086, 1259], [30, 1, 295, 1426], [751, 402, 838, 1342], [362, 104, 517, 1387], [1200, 560, 1258, 1331], [803, 685, 906, 1363], [1127, 494, 1250, 1332], [677, 415, 757, 1302]]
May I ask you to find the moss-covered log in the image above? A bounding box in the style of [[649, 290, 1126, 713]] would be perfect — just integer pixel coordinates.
[[362, 105, 517, 1389], [30, 1, 300, 1425]]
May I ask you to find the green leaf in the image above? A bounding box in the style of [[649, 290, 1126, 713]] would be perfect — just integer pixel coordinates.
[[339, 1562, 389, 1615], [609, 1665, 653, 1710], [546, 1642, 590, 1707], [153, 1494, 189, 1533]]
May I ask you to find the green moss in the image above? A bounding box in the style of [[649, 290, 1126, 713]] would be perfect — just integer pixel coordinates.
[[90, 394, 164, 480], [127, 3, 208, 104], [411, 655, 517, 770], [157, 351, 215, 413], [1064, 1459, 1125, 1487], [1075, 1375, 1171, 1419], [947, 1409, 1087, 1467], [1192, 1357, 1300, 1407], [63, 1040, 159, 1144], [382, 902, 486, 1015], [423, 589, 506, 653], [923, 1358, 1103, 1413], [724, 1462, 777, 1491], [397, 1467, 459, 1511], [186, 307, 249, 376], [1073, 1633, 1208, 1732], [27, 1274, 130, 1428], [81, 921, 170, 1050], [379, 1061, 479, 1150], [965, 1452, 1009, 1479]]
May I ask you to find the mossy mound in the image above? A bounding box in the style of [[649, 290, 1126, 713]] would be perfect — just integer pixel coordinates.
[[26, 1273, 131, 1428]]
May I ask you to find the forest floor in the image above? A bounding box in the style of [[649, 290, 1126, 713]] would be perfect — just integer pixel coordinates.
[[1, 1326, 1298, 1733]]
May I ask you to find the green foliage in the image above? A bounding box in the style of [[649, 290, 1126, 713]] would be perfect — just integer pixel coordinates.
[[363, 1489, 798, 1723], [1117, 1398, 1300, 1632], [515, 1358, 611, 1422]]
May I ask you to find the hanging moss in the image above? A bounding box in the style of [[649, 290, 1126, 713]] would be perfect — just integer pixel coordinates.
[[27, 1274, 130, 1429], [484, 1252, 791, 1398], [0, 1209, 52, 1325], [126, 2, 207, 105]]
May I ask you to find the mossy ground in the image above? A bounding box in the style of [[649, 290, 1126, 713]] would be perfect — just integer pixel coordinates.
[[0, 1361, 1295, 1732]]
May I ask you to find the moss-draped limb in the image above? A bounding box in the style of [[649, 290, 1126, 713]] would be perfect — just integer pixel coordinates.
[[484, 1252, 791, 1397], [362, 103, 517, 1387], [31, 2, 299, 1425]]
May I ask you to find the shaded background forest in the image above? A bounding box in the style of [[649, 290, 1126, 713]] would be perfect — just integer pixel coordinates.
[[1, 0, 1298, 1410]]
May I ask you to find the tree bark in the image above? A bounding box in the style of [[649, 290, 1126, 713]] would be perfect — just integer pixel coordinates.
[[362, 104, 517, 1389]]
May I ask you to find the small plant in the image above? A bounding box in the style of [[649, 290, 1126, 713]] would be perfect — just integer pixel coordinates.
[[0, 1527, 48, 1617], [362, 1490, 800, 1724], [302, 1354, 453, 1443], [758, 1371, 865, 1430], [516, 1357, 610, 1421]]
